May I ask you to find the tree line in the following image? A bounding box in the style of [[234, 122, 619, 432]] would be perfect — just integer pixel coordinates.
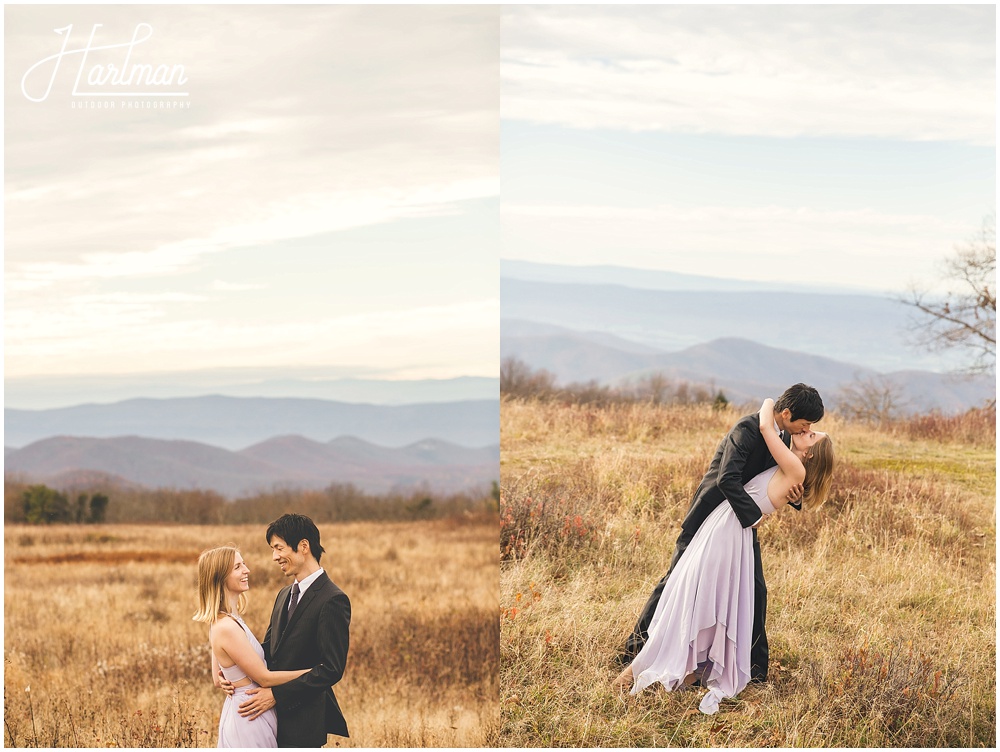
[[4, 479, 500, 526], [17, 485, 109, 524], [500, 356, 730, 407]]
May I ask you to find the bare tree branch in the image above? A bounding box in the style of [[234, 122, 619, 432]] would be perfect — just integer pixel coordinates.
[[902, 214, 996, 374]]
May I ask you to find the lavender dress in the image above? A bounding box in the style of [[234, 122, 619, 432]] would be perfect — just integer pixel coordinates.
[[629, 466, 779, 714], [213, 615, 278, 748]]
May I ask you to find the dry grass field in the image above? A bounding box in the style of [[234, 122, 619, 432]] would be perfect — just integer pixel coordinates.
[[500, 398, 995, 747], [4, 515, 499, 748]]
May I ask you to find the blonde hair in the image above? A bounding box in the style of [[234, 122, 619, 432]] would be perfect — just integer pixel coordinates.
[[801, 435, 835, 511], [192, 545, 247, 625]]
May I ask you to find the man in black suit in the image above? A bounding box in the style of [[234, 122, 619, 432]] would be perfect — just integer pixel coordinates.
[[239, 513, 351, 747], [615, 384, 824, 682]]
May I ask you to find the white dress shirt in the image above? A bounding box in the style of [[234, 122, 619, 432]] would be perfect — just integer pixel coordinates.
[[290, 567, 325, 611]]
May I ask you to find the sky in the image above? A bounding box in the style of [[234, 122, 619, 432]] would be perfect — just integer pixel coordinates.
[[5, 5, 499, 390], [500, 5, 996, 295], [4, 4, 996, 405]]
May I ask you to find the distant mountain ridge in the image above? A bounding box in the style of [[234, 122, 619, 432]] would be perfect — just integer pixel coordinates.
[[502, 258, 875, 295], [5, 373, 499, 411], [501, 333, 994, 413], [4, 396, 499, 451], [501, 276, 961, 373], [4, 435, 499, 498]]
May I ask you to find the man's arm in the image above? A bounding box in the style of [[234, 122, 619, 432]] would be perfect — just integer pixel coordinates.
[[716, 417, 766, 529], [270, 592, 351, 710]]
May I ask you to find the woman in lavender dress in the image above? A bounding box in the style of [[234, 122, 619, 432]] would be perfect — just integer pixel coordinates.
[[614, 399, 835, 714], [194, 546, 309, 748]]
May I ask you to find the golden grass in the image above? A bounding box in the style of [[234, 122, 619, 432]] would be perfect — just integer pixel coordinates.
[[4, 515, 499, 748], [500, 398, 996, 747]]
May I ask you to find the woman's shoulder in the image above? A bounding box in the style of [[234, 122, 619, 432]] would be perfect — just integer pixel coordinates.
[[213, 613, 245, 636], [769, 460, 805, 486]]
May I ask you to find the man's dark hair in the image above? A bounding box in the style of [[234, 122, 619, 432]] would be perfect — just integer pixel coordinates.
[[774, 383, 824, 423], [266, 513, 325, 564]]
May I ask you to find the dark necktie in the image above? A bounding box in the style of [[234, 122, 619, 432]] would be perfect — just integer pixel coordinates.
[[288, 582, 300, 620]]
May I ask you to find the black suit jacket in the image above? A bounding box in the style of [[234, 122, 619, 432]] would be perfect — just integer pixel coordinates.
[[262, 572, 350, 747], [680, 412, 791, 533]]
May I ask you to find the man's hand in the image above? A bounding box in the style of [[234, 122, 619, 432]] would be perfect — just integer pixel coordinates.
[[238, 687, 275, 720], [216, 670, 235, 697], [784, 483, 804, 504]]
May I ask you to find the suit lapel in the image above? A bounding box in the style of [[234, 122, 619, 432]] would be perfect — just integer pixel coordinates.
[[271, 584, 292, 654], [272, 572, 329, 656]]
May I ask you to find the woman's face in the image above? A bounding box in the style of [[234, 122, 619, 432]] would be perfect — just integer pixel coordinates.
[[791, 430, 826, 460], [225, 552, 251, 596]]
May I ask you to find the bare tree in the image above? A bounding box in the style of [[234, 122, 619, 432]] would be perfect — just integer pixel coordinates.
[[633, 371, 671, 403], [500, 356, 558, 398], [904, 214, 996, 374], [500, 356, 533, 394], [836, 373, 909, 426]]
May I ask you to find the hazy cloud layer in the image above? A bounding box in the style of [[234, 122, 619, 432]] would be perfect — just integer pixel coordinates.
[[503, 203, 974, 293], [500, 5, 994, 296], [502, 5, 995, 144], [5, 5, 499, 380]]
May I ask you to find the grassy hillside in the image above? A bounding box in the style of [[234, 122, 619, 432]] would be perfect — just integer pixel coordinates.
[[4, 517, 499, 747], [500, 399, 995, 747]]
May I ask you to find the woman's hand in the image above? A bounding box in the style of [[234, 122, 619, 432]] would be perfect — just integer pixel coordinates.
[[217, 670, 235, 697]]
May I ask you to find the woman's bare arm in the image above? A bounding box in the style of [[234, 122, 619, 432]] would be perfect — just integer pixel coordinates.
[[212, 618, 310, 688], [759, 398, 805, 483]]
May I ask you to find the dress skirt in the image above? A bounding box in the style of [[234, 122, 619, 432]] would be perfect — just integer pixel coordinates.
[[628, 499, 755, 712], [217, 684, 278, 748]]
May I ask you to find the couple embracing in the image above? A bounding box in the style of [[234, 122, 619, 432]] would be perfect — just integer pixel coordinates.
[[193, 513, 350, 748], [613, 384, 835, 714]]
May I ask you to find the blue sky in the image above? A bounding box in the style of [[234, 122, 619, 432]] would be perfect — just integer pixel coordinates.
[[501, 5, 995, 294], [5, 5, 498, 384]]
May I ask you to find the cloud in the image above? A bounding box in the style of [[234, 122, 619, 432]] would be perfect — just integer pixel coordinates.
[[501, 5, 995, 144], [6, 176, 498, 291], [4, 5, 499, 380], [210, 280, 266, 292], [503, 203, 975, 293], [5, 299, 500, 379], [5, 5, 499, 275]]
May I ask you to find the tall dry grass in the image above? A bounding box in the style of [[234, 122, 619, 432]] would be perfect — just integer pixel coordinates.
[[500, 398, 995, 747], [4, 515, 499, 748]]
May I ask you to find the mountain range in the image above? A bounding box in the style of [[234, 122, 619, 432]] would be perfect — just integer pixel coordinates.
[[5, 372, 499, 411], [4, 435, 499, 497], [501, 259, 877, 295], [501, 330, 993, 413], [5, 395, 499, 451], [500, 261, 994, 413], [501, 275, 957, 373]]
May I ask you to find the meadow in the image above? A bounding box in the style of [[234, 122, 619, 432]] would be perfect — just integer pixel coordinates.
[[500, 398, 995, 747], [4, 515, 499, 747]]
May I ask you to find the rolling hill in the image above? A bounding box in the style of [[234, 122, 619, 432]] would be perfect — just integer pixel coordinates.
[[500, 276, 958, 373], [501, 333, 994, 413], [4, 435, 499, 497]]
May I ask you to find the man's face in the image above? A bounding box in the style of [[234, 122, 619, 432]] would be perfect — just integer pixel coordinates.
[[270, 535, 308, 580], [777, 408, 812, 435], [784, 418, 813, 434]]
